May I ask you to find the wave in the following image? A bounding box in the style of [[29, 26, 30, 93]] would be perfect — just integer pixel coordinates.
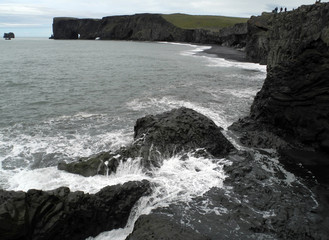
[[206, 57, 267, 72], [126, 96, 231, 129]]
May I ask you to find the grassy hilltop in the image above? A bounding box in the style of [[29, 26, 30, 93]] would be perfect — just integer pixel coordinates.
[[162, 13, 249, 31]]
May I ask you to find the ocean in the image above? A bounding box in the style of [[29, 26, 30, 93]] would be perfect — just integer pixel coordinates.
[[1, 38, 304, 239]]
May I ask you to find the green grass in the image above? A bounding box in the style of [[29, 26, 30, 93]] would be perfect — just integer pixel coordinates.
[[162, 13, 248, 31]]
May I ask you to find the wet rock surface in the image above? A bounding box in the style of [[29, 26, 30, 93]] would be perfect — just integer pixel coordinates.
[[126, 214, 210, 240], [133, 107, 235, 167], [0, 180, 150, 240], [139, 150, 329, 240], [231, 3, 329, 185], [58, 107, 235, 176]]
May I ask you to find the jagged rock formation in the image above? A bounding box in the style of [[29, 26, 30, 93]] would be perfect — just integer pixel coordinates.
[[58, 107, 235, 176], [0, 180, 150, 240], [3, 32, 15, 39], [245, 13, 272, 64], [126, 214, 210, 240], [231, 3, 329, 183], [52, 14, 247, 48]]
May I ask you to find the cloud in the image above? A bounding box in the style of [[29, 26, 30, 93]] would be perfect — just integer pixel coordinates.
[[0, 0, 324, 37], [0, 23, 42, 27], [0, 3, 50, 16]]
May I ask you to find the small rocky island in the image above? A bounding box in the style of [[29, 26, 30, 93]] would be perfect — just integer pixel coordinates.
[[3, 32, 15, 40]]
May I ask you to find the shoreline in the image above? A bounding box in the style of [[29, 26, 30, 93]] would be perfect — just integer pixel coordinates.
[[202, 44, 249, 63]]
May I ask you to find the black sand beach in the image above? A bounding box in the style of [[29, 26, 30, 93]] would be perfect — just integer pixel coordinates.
[[203, 45, 247, 62]]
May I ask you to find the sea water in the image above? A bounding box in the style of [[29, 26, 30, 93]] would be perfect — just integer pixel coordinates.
[[0, 38, 268, 239]]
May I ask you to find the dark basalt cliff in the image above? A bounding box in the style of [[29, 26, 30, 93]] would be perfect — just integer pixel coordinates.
[[52, 14, 194, 42], [231, 3, 329, 182], [52, 14, 247, 47]]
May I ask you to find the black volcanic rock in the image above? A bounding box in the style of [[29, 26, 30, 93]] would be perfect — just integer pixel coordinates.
[[52, 14, 193, 41], [51, 14, 247, 48], [0, 180, 150, 240], [126, 214, 210, 240], [231, 3, 329, 183], [3, 32, 15, 39], [58, 107, 234, 176], [98, 14, 193, 42], [52, 17, 101, 39], [133, 107, 234, 167], [245, 3, 329, 151], [245, 13, 272, 64]]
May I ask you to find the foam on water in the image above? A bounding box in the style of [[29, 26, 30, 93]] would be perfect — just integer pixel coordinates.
[[0, 40, 280, 239], [0, 113, 133, 171], [127, 96, 230, 129], [91, 153, 230, 240], [169, 42, 266, 73], [4, 159, 148, 194], [206, 57, 267, 72]]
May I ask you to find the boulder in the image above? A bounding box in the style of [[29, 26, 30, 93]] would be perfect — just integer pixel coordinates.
[[58, 107, 235, 176], [0, 180, 150, 240], [133, 107, 235, 167]]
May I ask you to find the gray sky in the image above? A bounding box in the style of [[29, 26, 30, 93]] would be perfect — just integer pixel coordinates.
[[0, 0, 323, 37]]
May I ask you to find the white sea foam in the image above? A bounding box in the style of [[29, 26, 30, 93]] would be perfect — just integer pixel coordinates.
[[0, 124, 132, 171], [158, 41, 212, 57], [90, 153, 230, 240], [5, 158, 148, 193], [2, 150, 230, 240], [218, 88, 260, 99], [127, 96, 231, 129], [180, 46, 212, 56], [163, 41, 266, 73], [206, 57, 267, 72]]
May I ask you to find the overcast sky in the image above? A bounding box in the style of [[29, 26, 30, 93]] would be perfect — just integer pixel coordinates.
[[0, 0, 323, 37]]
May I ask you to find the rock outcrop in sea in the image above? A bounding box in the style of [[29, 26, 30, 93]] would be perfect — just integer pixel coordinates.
[[3, 32, 15, 39], [0, 181, 150, 240], [58, 107, 235, 176]]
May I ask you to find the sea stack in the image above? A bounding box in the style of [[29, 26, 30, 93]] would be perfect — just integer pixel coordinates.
[[3, 32, 15, 40]]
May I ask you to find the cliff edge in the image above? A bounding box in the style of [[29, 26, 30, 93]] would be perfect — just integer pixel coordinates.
[[52, 14, 247, 47], [52, 14, 194, 41], [231, 2, 329, 183]]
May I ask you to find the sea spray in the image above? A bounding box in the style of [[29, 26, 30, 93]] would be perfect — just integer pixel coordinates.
[[91, 153, 230, 240]]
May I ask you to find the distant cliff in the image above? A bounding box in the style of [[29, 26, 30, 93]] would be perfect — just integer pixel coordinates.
[[231, 2, 329, 173], [53, 14, 193, 41], [52, 14, 247, 48]]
